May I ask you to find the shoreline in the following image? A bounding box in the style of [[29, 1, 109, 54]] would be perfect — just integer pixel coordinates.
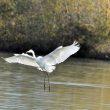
[[0, 48, 110, 61]]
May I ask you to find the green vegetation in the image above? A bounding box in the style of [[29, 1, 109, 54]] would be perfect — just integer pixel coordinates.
[[0, 0, 110, 59]]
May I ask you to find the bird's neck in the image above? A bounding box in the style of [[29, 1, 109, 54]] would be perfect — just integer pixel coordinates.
[[31, 51, 36, 58]]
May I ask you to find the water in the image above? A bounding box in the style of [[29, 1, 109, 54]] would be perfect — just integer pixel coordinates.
[[0, 52, 110, 110]]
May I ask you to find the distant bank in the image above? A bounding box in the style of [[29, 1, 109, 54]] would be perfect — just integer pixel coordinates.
[[0, 35, 110, 61]]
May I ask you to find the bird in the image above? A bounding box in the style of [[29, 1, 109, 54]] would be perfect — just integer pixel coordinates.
[[2, 41, 80, 91]]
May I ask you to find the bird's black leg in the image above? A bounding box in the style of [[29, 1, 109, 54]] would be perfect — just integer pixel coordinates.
[[44, 73, 46, 91], [47, 73, 50, 92], [43, 72, 50, 92]]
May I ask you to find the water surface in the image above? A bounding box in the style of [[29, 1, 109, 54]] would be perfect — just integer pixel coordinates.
[[0, 52, 110, 110]]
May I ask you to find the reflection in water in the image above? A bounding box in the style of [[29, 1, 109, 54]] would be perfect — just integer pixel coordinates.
[[0, 52, 110, 110]]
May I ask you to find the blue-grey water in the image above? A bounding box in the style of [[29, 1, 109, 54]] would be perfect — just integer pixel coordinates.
[[0, 52, 110, 110]]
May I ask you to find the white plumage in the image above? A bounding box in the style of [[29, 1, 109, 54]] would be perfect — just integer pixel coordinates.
[[2, 53, 42, 70], [3, 41, 80, 73], [2, 41, 80, 91]]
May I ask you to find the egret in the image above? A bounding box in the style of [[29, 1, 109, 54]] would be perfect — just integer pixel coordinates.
[[2, 41, 80, 91]]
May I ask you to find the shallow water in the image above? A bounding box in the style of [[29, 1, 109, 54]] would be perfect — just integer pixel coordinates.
[[0, 52, 110, 110]]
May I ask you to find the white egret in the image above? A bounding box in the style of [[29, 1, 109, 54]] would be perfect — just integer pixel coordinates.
[[2, 41, 80, 91]]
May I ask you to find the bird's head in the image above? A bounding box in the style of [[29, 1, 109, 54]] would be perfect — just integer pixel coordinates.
[[26, 49, 34, 54], [26, 49, 35, 57], [26, 49, 37, 58]]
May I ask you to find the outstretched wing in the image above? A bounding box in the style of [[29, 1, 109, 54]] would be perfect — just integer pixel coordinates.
[[43, 41, 80, 65], [2, 53, 41, 70]]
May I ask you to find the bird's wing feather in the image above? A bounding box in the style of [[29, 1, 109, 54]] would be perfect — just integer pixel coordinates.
[[2, 53, 41, 70], [43, 41, 80, 65]]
